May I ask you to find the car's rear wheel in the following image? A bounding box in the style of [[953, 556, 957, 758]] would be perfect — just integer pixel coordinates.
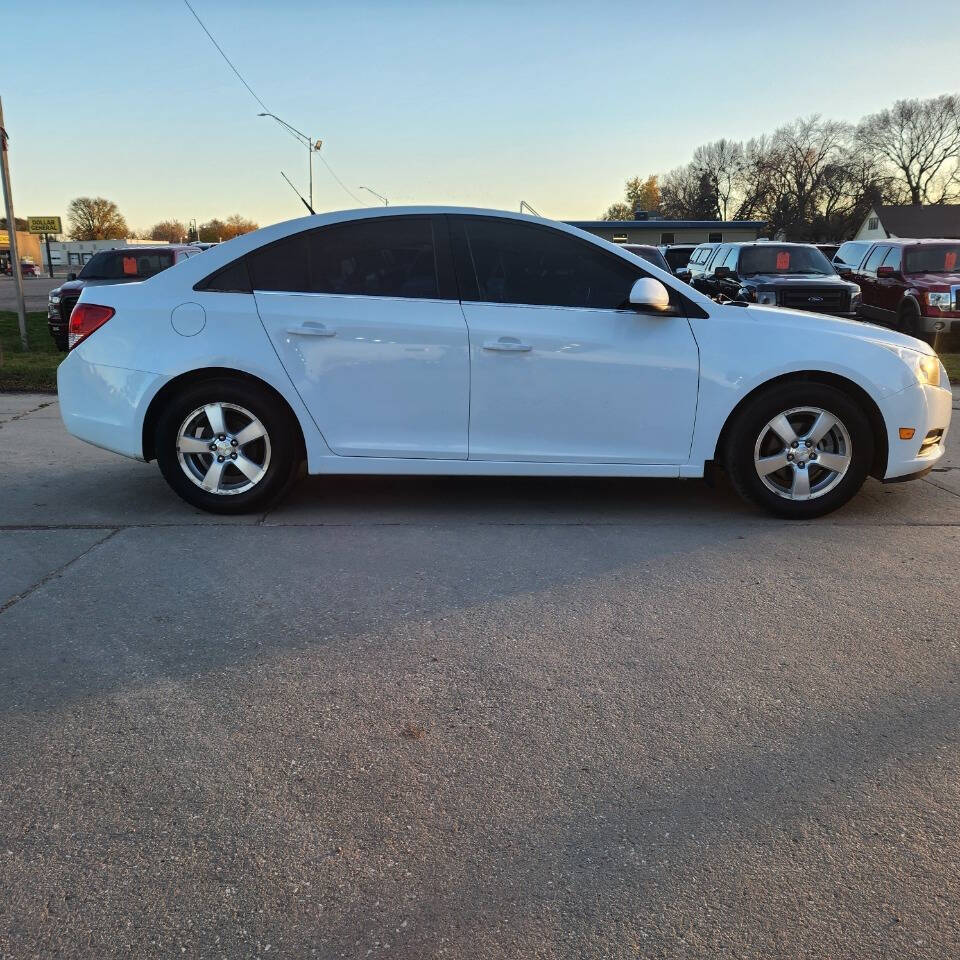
[[155, 378, 300, 514], [725, 381, 874, 519]]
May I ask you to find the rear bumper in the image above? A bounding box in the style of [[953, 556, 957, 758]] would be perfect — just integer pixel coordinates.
[[57, 350, 165, 460], [878, 381, 953, 480]]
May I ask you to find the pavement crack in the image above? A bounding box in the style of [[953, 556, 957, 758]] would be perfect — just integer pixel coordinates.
[[0, 528, 120, 616]]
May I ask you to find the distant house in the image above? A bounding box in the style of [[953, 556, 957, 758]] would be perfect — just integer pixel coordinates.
[[566, 217, 766, 246], [854, 204, 960, 241]]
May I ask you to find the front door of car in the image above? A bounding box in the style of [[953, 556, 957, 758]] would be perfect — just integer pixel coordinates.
[[449, 216, 700, 464], [855, 243, 889, 316], [876, 246, 903, 315], [253, 215, 470, 459]]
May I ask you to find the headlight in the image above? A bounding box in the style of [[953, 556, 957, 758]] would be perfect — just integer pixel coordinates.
[[737, 286, 755, 302], [882, 344, 949, 389], [49, 294, 60, 304], [756, 290, 777, 305], [849, 285, 861, 309], [926, 291, 953, 310]]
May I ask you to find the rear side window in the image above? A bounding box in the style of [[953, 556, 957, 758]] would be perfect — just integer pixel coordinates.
[[452, 217, 640, 309], [195, 258, 252, 293], [861, 245, 888, 273], [307, 217, 438, 298], [708, 245, 730, 270]]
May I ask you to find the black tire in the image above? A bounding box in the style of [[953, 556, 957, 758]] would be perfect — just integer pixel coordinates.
[[898, 302, 921, 336], [155, 377, 300, 514], [725, 381, 874, 519]]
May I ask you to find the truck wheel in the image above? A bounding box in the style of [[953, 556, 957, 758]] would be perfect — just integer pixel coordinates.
[[725, 381, 874, 519], [898, 302, 922, 337]]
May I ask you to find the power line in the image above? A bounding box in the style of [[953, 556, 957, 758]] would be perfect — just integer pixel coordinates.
[[181, 0, 367, 207]]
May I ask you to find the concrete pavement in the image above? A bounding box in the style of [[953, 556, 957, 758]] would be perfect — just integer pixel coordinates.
[[1, 392, 960, 958], [0, 275, 61, 312]]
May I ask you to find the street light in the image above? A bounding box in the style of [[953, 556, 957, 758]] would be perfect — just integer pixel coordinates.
[[258, 112, 321, 211], [359, 186, 389, 206]]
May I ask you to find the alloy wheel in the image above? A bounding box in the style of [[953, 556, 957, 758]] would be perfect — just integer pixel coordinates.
[[176, 402, 272, 496], [753, 406, 852, 501]]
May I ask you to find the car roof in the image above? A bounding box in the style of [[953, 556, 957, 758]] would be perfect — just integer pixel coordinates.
[[871, 237, 960, 246]]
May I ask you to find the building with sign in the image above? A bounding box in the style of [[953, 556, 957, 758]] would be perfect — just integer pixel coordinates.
[[0, 229, 44, 273]]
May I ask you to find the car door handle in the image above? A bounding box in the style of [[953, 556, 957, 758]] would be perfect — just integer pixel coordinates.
[[483, 337, 532, 352], [286, 322, 336, 337]]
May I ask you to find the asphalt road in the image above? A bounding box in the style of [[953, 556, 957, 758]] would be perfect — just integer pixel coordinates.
[[2, 392, 960, 959], [0, 275, 62, 312]]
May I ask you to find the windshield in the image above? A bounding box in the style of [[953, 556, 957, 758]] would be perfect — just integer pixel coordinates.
[[78, 250, 175, 280], [738, 245, 833, 276], [903, 244, 960, 274]]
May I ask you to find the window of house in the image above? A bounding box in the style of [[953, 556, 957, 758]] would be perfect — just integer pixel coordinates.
[[660, 232, 675, 245], [612, 234, 628, 244], [868, 217, 879, 231], [452, 217, 641, 309], [708, 232, 722, 243]]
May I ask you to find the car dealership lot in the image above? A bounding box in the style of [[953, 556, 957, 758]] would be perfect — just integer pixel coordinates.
[[2, 393, 960, 958]]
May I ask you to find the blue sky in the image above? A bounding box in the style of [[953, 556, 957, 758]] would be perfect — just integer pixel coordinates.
[[6, 0, 960, 232]]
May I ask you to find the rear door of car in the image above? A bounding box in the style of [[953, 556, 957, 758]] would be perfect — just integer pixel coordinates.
[[253, 215, 470, 459]]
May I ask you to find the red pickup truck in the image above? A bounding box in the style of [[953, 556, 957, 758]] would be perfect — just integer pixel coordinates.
[[846, 238, 960, 343]]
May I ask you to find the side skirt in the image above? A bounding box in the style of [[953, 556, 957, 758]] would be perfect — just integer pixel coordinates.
[[307, 457, 688, 479]]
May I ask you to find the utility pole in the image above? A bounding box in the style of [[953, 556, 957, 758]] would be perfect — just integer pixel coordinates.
[[0, 96, 28, 350]]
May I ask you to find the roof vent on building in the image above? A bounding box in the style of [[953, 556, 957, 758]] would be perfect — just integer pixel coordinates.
[[633, 209, 650, 221]]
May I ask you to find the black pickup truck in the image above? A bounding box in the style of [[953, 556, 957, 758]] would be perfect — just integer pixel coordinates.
[[692, 241, 861, 317]]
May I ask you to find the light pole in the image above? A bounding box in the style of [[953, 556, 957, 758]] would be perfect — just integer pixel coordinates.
[[359, 186, 389, 206], [258, 113, 321, 211], [0, 97, 28, 350]]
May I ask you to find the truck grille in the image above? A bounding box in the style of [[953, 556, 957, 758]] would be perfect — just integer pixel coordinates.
[[59, 295, 79, 323], [778, 288, 849, 313]]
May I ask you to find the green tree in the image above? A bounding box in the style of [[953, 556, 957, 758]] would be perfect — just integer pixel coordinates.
[[601, 175, 659, 219]]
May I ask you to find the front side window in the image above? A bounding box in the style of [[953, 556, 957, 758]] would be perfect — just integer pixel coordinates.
[[880, 247, 901, 270], [78, 250, 174, 280], [738, 245, 832, 276], [904, 244, 960, 274], [861, 245, 889, 273], [453, 217, 640, 309]]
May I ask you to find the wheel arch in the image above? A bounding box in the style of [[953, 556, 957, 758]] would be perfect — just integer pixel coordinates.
[[142, 366, 307, 463], [899, 293, 922, 318], [713, 371, 888, 479]]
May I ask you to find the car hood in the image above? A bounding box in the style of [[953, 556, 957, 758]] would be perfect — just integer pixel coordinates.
[[742, 303, 936, 354], [905, 272, 960, 288], [741, 273, 855, 288], [53, 277, 144, 296]]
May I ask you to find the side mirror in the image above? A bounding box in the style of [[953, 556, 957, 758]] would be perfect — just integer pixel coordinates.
[[67, 272, 77, 281], [876, 265, 896, 278], [628, 277, 671, 313], [674, 267, 692, 282], [714, 265, 732, 279]]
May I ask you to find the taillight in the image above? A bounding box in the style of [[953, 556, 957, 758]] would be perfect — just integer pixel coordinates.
[[68, 303, 115, 350]]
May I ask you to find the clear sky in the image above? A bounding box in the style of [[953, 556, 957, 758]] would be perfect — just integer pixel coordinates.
[[5, 0, 959, 233]]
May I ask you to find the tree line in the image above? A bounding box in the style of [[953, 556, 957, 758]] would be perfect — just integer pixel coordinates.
[[65, 197, 258, 243], [602, 94, 960, 241]]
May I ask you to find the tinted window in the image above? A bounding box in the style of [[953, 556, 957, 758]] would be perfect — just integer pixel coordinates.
[[454, 217, 639, 309], [624, 246, 670, 271], [247, 233, 309, 292], [861, 245, 888, 273], [78, 250, 174, 280], [196, 258, 251, 293], [708, 246, 730, 270], [723, 246, 740, 268], [307, 217, 438, 298], [904, 244, 960, 274], [663, 247, 692, 269], [738, 245, 832, 275]]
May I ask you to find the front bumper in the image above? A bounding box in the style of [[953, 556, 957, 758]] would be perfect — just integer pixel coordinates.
[[878, 380, 953, 480], [57, 349, 166, 460], [918, 313, 960, 335]]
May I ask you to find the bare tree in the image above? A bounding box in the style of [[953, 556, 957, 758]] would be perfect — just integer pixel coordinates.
[[67, 197, 128, 240], [149, 220, 188, 243], [690, 139, 745, 219], [857, 95, 960, 204]]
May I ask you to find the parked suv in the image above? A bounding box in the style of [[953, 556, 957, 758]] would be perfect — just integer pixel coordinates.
[[684, 242, 721, 287], [849, 239, 960, 342], [47, 246, 200, 350], [693, 242, 860, 316]]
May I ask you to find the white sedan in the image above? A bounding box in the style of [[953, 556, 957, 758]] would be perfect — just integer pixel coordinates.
[[57, 207, 952, 518]]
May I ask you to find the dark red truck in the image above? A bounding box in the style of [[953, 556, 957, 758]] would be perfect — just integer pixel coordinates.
[[846, 238, 960, 343]]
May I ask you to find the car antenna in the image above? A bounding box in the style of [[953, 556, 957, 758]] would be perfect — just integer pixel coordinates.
[[280, 171, 315, 215]]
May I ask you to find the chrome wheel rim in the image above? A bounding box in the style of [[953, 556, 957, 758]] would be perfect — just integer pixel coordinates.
[[753, 406, 852, 501], [176, 402, 271, 496]]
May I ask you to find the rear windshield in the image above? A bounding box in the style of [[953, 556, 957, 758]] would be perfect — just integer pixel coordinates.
[[663, 247, 693, 269], [903, 244, 960, 274], [738, 245, 832, 276], [78, 250, 175, 280]]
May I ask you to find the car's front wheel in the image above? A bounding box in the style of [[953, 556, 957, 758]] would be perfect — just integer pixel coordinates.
[[155, 378, 300, 514], [725, 381, 874, 519]]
